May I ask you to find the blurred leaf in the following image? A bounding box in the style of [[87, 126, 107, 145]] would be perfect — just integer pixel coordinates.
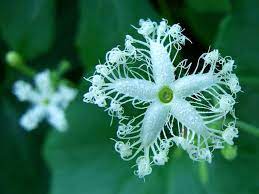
[[204, 132, 259, 194], [182, 9, 225, 45], [237, 121, 259, 137], [236, 86, 259, 127], [214, 0, 259, 76], [76, 0, 157, 68], [0, 98, 49, 194], [44, 93, 204, 194], [0, 0, 55, 59], [185, 0, 231, 13], [45, 90, 259, 194], [180, 0, 231, 45]]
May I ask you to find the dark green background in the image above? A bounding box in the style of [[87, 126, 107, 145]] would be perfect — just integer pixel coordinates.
[[0, 0, 259, 194]]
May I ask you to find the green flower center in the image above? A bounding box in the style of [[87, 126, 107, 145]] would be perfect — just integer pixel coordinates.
[[158, 86, 174, 103], [42, 98, 50, 105]]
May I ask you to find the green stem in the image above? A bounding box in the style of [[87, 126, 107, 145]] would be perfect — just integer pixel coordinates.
[[236, 121, 259, 137], [6, 51, 35, 77], [198, 161, 208, 185], [57, 60, 71, 77]]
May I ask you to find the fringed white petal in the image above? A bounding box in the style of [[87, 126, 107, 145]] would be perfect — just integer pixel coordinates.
[[110, 78, 157, 101], [170, 98, 206, 135], [173, 73, 218, 97], [149, 41, 175, 85], [140, 101, 171, 147]]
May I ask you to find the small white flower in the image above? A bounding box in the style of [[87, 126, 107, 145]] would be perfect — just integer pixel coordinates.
[[13, 70, 77, 131], [83, 19, 241, 178]]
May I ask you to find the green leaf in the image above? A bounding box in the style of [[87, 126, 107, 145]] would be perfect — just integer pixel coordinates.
[[204, 132, 259, 194], [0, 0, 55, 59], [214, 0, 259, 76], [76, 0, 157, 68], [0, 98, 49, 194], [180, 0, 231, 45], [185, 0, 231, 13], [237, 121, 259, 137], [182, 9, 226, 45]]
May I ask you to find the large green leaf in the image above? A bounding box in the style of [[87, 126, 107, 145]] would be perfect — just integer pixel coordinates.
[[0, 0, 55, 59], [214, 0, 259, 76], [0, 98, 49, 194], [177, 0, 231, 46], [76, 0, 157, 68], [185, 0, 231, 13]]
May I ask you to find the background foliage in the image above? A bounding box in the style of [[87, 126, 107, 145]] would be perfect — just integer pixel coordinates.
[[0, 0, 259, 194]]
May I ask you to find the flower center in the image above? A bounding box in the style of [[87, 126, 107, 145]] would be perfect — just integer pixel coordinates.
[[42, 98, 50, 105], [158, 86, 173, 103]]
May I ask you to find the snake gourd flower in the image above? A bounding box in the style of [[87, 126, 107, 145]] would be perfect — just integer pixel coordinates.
[[13, 70, 77, 131], [83, 19, 241, 178]]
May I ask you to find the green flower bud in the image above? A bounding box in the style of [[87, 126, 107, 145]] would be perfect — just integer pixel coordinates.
[[6, 51, 23, 67], [221, 145, 238, 161]]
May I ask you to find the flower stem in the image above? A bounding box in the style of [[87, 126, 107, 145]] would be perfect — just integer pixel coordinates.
[[236, 121, 259, 137], [198, 161, 208, 185], [6, 51, 35, 77]]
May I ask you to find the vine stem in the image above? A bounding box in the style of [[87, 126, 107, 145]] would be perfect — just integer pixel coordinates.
[[236, 121, 259, 137]]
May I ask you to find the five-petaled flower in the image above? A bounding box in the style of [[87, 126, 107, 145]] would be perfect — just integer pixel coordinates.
[[13, 70, 77, 131], [83, 19, 241, 178]]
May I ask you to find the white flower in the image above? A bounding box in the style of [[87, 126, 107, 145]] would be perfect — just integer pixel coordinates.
[[83, 19, 241, 178], [13, 70, 77, 131]]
